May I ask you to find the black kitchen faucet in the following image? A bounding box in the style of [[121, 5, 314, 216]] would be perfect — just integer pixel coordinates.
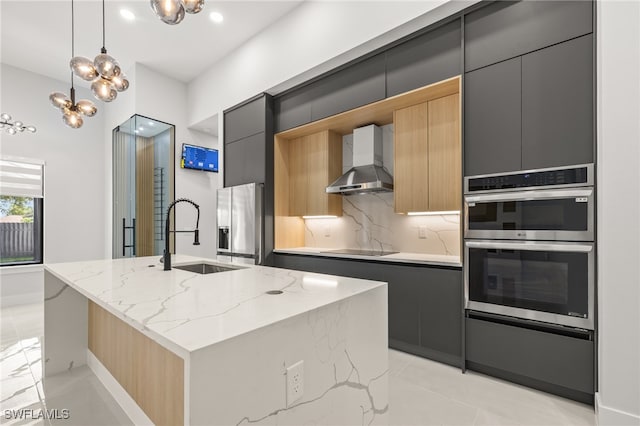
[[163, 198, 200, 271]]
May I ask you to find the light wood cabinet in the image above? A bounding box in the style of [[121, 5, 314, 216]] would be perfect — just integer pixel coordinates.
[[394, 93, 461, 213], [288, 130, 343, 217]]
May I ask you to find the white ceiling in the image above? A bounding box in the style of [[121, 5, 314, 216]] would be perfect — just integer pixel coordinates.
[[0, 0, 303, 85]]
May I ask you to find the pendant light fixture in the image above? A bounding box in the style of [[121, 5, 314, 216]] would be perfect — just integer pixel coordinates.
[[0, 113, 37, 135], [150, 0, 205, 25], [70, 0, 129, 102], [49, 0, 97, 129]]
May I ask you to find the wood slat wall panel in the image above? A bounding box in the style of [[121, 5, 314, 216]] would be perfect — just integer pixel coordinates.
[[88, 301, 184, 426], [135, 136, 155, 256]]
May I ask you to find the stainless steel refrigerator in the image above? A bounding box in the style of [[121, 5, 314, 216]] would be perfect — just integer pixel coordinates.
[[216, 183, 264, 265]]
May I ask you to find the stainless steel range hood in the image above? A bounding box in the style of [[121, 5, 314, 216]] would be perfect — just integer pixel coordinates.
[[326, 124, 393, 195]]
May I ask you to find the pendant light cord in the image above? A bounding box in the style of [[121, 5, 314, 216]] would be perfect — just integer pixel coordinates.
[[102, 0, 106, 52], [70, 0, 75, 94]]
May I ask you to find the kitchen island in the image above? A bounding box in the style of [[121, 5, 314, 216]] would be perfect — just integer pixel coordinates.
[[43, 255, 388, 425]]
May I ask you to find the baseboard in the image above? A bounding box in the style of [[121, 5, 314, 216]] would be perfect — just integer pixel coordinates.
[[595, 392, 640, 425], [86, 350, 154, 426], [0, 292, 42, 308]]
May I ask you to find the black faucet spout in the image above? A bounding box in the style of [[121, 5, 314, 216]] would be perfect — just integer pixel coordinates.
[[164, 198, 200, 271]]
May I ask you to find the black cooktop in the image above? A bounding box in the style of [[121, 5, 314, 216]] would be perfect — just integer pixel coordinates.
[[323, 249, 399, 257]]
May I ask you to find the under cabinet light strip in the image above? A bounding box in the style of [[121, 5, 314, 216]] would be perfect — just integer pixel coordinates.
[[302, 215, 338, 219], [407, 211, 460, 216]]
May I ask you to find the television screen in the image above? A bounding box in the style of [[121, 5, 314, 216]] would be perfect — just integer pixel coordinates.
[[181, 144, 218, 172]]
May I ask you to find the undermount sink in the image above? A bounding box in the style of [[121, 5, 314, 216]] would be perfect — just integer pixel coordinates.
[[174, 262, 244, 275]]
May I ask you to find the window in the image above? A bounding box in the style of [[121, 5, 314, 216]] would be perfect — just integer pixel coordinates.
[[0, 158, 44, 266]]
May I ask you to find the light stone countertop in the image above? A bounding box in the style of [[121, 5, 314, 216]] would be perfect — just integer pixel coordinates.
[[273, 247, 462, 268], [44, 255, 386, 356]]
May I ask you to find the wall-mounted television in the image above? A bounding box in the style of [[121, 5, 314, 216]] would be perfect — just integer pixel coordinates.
[[181, 143, 218, 172]]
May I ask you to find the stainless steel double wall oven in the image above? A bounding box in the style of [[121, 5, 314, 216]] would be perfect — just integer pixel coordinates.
[[464, 164, 595, 329]]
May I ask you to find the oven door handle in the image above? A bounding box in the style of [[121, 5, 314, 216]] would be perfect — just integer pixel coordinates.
[[465, 240, 593, 252], [465, 188, 593, 203]]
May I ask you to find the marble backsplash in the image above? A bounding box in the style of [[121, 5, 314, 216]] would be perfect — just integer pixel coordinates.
[[303, 193, 461, 256]]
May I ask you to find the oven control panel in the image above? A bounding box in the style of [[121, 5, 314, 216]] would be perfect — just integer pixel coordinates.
[[466, 164, 592, 193]]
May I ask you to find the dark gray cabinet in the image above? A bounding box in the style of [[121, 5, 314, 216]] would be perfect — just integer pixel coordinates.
[[309, 54, 386, 122], [224, 133, 266, 187], [522, 34, 594, 170], [272, 253, 463, 366], [420, 268, 462, 359], [386, 20, 461, 98], [466, 315, 594, 403], [465, 0, 593, 72], [465, 35, 594, 176], [274, 89, 313, 133], [464, 57, 522, 176], [223, 94, 273, 188], [224, 96, 267, 143]]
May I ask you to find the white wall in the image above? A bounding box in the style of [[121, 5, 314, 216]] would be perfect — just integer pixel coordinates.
[[187, 0, 473, 126], [0, 64, 106, 306], [596, 1, 640, 424]]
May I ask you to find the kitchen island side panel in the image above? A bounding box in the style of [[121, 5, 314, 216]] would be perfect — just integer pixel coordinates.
[[189, 285, 389, 425]]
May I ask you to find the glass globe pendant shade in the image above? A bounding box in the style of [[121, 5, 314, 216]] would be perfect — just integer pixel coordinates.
[[150, 0, 185, 25], [49, 92, 72, 110], [182, 0, 204, 14], [7, 127, 17, 135], [70, 56, 98, 81], [94, 53, 121, 79], [25, 126, 37, 133], [110, 74, 130, 92], [91, 78, 117, 102], [62, 108, 83, 129], [76, 99, 98, 117], [1, 113, 11, 121]]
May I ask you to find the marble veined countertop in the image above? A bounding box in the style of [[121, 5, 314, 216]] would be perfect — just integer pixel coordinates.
[[273, 247, 462, 267], [44, 255, 386, 356]]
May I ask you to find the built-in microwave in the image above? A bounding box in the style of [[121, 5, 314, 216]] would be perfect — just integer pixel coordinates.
[[464, 164, 594, 241], [464, 240, 594, 330], [465, 188, 594, 241]]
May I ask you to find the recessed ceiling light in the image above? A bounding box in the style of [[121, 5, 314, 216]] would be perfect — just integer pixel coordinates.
[[134, 129, 139, 134], [120, 9, 135, 21], [209, 12, 224, 24], [139, 127, 144, 131], [148, 121, 155, 126]]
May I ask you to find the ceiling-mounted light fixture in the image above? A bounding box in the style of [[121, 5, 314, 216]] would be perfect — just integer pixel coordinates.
[[70, 0, 129, 102], [150, 0, 205, 25], [49, 0, 97, 129], [0, 113, 37, 135]]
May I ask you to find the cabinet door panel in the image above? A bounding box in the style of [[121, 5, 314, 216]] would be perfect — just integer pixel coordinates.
[[305, 132, 328, 216], [389, 280, 420, 346], [288, 137, 307, 217], [224, 97, 266, 143], [394, 103, 429, 213], [420, 269, 462, 357], [310, 54, 386, 122], [464, 57, 522, 176], [428, 94, 461, 211], [274, 90, 313, 133], [522, 35, 594, 170], [224, 133, 266, 187], [465, 0, 593, 72], [386, 20, 461, 97]]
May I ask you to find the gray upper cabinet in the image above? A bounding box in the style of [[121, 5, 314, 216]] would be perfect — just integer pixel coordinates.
[[224, 96, 266, 143], [386, 20, 462, 97], [274, 89, 313, 133], [522, 34, 594, 170], [465, 0, 593, 72], [464, 57, 522, 176], [309, 54, 386, 122], [224, 133, 266, 187]]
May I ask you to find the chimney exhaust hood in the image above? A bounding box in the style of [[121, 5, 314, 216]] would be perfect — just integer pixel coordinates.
[[326, 124, 393, 195]]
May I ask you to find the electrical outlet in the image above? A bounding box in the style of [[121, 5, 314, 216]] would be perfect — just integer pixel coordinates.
[[286, 360, 304, 407], [324, 227, 331, 237], [418, 226, 428, 239]]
